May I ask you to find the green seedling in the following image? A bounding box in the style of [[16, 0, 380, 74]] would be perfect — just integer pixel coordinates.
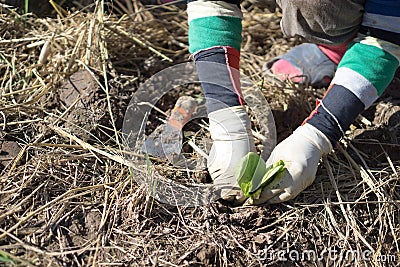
[[234, 152, 285, 198], [24, 0, 29, 14], [250, 159, 285, 199], [234, 152, 266, 197], [0, 250, 16, 264]]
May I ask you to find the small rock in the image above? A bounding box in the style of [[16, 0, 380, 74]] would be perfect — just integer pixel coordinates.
[[0, 140, 21, 170]]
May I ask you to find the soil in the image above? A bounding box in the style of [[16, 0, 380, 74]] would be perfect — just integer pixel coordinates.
[[58, 70, 104, 141], [43, 65, 399, 265], [4, 0, 96, 16], [351, 71, 400, 166], [0, 139, 21, 171], [58, 70, 129, 142]]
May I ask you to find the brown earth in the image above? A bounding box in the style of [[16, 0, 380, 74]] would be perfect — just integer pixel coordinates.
[[0, 139, 21, 171], [351, 72, 400, 165]]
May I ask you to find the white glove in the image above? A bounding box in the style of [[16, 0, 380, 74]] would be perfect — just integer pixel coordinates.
[[208, 106, 255, 204], [249, 123, 332, 205]]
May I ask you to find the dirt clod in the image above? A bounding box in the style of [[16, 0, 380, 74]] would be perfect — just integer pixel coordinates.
[[58, 70, 104, 140], [196, 244, 216, 265], [0, 140, 20, 170]]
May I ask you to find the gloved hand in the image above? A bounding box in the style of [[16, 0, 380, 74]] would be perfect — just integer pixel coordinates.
[[208, 106, 255, 204], [248, 123, 332, 205]]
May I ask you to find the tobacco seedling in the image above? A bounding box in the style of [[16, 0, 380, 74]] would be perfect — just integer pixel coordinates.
[[234, 152, 285, 199]]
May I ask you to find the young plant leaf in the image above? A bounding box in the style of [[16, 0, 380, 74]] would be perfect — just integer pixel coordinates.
[[250, 160, 285, 194], [234, 152, 266, 197], [0, 250, 14, 264]]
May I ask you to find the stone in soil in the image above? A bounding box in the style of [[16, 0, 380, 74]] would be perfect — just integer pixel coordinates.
[[0, 139, 21, 170], [58, 70, 104, 141]]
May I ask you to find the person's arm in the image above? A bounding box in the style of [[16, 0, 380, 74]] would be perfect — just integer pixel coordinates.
[[188, 0, 244, 113], [252, 2, 400, 204], [187, 0, 256, 204]]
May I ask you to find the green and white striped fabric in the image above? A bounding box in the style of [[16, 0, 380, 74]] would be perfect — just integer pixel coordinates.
[[187, 0, 243, 54]]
